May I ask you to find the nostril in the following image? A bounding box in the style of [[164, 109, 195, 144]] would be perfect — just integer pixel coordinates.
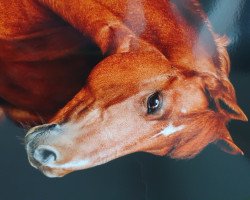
[[46, 123, 57, 129], [33, 146, 58, 165], [34, 123, 58, 133], [25, 123, 61, 145]]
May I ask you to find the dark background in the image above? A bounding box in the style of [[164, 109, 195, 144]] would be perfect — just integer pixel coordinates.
[[0, 0, 250, 200]]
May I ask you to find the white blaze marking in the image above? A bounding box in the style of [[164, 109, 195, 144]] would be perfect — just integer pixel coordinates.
[[152, 123, 185, 138], [161, 123, 185, 136], [181, 108, 187, 114]]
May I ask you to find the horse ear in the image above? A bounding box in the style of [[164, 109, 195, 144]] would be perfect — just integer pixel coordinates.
[[204, 76, 247, 122], [217, 96, 248, 121], [216, 131, 244, 155]]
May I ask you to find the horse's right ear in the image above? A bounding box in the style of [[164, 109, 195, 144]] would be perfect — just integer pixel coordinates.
[[216, 132, 244, 156]]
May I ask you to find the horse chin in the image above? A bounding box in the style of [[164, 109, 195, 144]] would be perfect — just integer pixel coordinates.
[[39, 166, 73, 178]]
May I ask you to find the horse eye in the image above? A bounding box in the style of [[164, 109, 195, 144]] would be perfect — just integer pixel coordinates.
[[147, 92, 162, 114]]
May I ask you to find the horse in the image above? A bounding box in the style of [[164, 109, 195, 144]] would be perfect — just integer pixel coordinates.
[[0, 0, 247, 177]]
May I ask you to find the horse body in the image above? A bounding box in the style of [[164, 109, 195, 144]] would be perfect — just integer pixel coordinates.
[[0, 0, 103, 122], [0, 0, 218, 122], [0, 0, 247, 177]]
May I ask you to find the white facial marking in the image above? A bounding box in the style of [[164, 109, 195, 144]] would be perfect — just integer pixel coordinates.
[[152, 123, 185, 138], [161, 123, 185, 136], [181, 108, 187, 114], [47, 159, 90, 170]]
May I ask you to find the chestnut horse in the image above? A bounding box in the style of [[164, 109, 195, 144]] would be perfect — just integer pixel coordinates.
[[0, 0, 247, 177]]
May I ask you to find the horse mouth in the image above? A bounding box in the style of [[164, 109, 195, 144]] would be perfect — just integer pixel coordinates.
[[38, 166, 72, 178]]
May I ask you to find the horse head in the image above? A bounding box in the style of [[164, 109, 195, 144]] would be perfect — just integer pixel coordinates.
[[24, 0, 247, 177], [25, 49, 246, 177]]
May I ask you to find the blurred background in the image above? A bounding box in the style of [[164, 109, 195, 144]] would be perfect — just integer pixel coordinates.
[[0, 0, 250, 200]]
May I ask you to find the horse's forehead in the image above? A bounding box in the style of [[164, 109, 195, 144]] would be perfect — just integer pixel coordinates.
[[89, 52, 177, 92]]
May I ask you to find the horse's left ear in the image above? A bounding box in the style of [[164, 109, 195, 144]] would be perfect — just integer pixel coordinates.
[[214, 90, 247, 155], [216, 95, 248, 121], [204, 77, 247, 122]]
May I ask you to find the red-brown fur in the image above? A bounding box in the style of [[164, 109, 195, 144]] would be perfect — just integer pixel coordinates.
[[0, 0, 247, 177]]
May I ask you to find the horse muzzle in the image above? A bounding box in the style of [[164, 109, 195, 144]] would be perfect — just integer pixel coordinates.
[[25, 124, 62, 175]]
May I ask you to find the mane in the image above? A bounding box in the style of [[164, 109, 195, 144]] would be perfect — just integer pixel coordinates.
[[190, 0, 231, 77], [173, 0, 231, 77]]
